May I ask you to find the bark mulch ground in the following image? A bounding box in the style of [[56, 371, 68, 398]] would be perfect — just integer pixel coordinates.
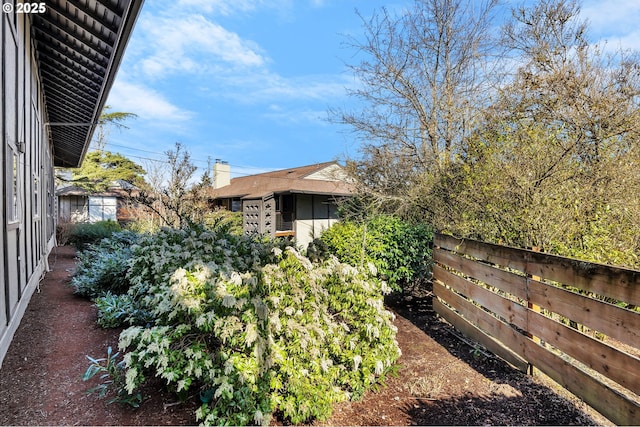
[[0, 246, 611, 425]]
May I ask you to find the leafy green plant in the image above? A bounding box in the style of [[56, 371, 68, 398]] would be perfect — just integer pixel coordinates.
[[71, 230, 139, 298], [113, 226, 400, 425], [67, 220, 122, 249], [125, 217, 161, 234], [203, 208, 243, 236], [125, 226, 278, 309], [317, 215, 433, 292], [95, 293, 152, 328], [84, 346, 142, 407]]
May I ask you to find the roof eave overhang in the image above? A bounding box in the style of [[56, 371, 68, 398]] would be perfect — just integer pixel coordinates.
[[74, 0, 144, 168], [211, 193, 249, 200], [239, 189, 353, 200], [32, 0, 145, 168], [285, 189, 352, 197]]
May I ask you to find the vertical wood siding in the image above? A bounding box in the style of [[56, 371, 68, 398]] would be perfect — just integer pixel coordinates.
[[1, 9, 56, 368]]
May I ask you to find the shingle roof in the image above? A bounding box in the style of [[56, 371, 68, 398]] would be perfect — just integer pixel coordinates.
[[56, 185, 119, 197], [55, 179, 138, 196], [32, 0, 144, 167], [208, 161, 354, 199]]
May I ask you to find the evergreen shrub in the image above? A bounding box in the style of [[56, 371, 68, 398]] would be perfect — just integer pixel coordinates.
[[94, 292, 153, 328], [317, 215, 433, 292]]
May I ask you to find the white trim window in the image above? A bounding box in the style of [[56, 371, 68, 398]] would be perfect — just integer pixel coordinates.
[[8, 147, 19, 223]]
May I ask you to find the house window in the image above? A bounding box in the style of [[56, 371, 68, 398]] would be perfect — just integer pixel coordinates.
[[8, 148, 19, 222], [33, 175, 39, 217], [88, 196, 117, 222]]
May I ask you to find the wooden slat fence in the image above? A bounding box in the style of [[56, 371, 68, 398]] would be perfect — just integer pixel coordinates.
[[433, 233, 640, 426]]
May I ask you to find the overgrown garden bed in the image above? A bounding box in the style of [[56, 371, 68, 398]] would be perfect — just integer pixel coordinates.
[[71, 224, 402, 425], [0, 244, 608, 426]]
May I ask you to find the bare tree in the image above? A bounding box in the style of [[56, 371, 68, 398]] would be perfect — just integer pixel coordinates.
[[460, 0, 640, 262], [334, 0, 500, 218], [132, 142, 203, 229], [501, 0, 640, 167], [337, 0, 640, 267]]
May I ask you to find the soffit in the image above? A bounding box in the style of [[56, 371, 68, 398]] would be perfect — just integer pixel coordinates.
[[31, 0, 144, 167]]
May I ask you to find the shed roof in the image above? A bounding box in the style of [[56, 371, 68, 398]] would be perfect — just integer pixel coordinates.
[[55, 179, 138, 196], [209, 161, 354, 200], [56, 185, 121, 197], [31, 0, 144, 167]]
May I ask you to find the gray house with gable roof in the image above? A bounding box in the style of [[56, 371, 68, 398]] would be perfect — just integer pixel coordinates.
[[208, 160, 354, 248]]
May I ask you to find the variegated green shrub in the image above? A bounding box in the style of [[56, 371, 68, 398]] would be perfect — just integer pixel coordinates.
[[118, 227, 401, 425]]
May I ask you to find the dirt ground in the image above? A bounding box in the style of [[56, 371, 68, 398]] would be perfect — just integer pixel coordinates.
[[0, 246, 612, 426]]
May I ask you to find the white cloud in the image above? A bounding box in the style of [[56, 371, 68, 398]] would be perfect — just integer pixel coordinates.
[[217, 71, 350, 104], [260, 75, 345, 100], [118, 0, 352, 131], [582, 1, 640, 31], [107, 81, 193, 122], [127, 0, 349, 102], [174, 0, 330, 15], [612, 30, 640, 52], [581, 0, 640, 50], [176, 0, 255, 15], [136, 14, 267, 78], [263, 105, 329, 125], [175, 0, 275, 15]]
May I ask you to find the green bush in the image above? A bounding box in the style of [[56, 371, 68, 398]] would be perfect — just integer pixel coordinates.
[[124, 217, 160, 234], [95, 293, 153, 329], [115, 226, 400, 425], [67, 220, 122, 249], [317, 215, 433, 292], [203, 208, 243, 236], [125, 226, 278, 307], [71, 230, 139, 298]]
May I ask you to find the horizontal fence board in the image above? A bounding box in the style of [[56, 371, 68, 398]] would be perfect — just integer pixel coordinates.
[[526, 308, 640, 396], [435, 280, 640, 425], [433, 281, 527, 358], [520, 334, 640, 426], [527, 279, 640, 349], [433, 284, 528, 372], [435, 234, 640, 306], [434, 233, 640, 426], [436, 263, 640, 395], [434, 250, 528, 301], [434, 266, 528, 326], [435, 233, 527, 270]]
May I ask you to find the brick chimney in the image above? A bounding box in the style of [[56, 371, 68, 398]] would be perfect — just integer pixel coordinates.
[[213, 159, 230, 189]]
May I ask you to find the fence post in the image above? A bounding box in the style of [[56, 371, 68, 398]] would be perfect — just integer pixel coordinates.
[[526, 247, 542, 375]]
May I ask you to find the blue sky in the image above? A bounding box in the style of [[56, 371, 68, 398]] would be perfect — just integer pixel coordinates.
[[104, 0, 640, 180]]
